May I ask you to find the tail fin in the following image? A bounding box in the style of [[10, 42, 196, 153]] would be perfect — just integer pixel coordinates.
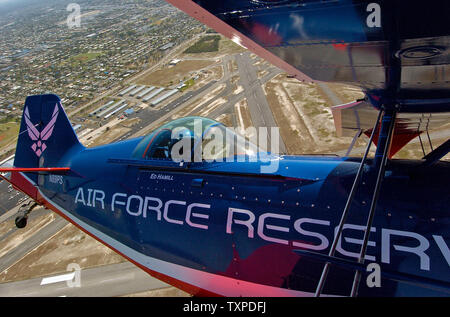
[[14, 94, 83, 170]]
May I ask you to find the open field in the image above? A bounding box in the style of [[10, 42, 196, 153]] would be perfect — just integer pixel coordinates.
[[137, 59, 216, 87], [183, 35, 221, 54], [326, 83, 365, 104], [88, 125, 131, 147], [62, 51, 104, 66], [210, 65, 224, 80], [0, 122, 19, 150], [264, 74, 362, 155], [182, 35, 246, 59]]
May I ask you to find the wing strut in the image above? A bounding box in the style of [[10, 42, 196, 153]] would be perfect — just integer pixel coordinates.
[[350, 109, 397, 296], [314, 108, 383, 297], [422, 139, 450, 167], [345, 129, 362, 157], [314, 108, 397, 297]]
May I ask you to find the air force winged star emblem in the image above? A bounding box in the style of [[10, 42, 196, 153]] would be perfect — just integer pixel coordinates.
[[24, 104, 59, 157]]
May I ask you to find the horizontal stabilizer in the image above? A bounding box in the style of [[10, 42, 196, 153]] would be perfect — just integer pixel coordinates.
[[0, 167, 70, 173]]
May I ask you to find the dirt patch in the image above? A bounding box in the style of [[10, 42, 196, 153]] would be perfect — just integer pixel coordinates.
[[0, 223, 126, 283], [88, 126, 131, 147], [211, 65, 224, 81], [264, 74, 359, 155], [227, 60, 233, 73], [265, 81, 314, 154], [219, 37, 247, 55], [395, 136, 450, 160], [120, 117, 141, 128], [232, 60, 238, 72], [215, 113, 233, 127], [234, 99, 253, 132], [233, 85, 244, 95], [258, 70, 269, 79], [137, 60, 216, 87], [326, 83, 365, 104]]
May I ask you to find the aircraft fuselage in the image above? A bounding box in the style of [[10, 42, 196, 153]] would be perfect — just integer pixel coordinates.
[[27, 138, 450, 296]]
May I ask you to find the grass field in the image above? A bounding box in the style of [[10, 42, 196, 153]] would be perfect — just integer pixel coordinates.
[[182, 35, 246, 59], [183, 35, 221, 54], [0, 122, 19, 150], [62, 52, 104, 66], [179, 78, 195, 92]]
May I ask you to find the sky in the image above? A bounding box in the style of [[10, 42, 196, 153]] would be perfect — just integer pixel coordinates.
[[0, 0, 54, 16], [0, 0, 41, 10]]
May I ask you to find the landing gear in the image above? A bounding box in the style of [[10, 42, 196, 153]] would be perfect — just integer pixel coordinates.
[[15, 213, 27, 228], [14, 200, 39, 229]]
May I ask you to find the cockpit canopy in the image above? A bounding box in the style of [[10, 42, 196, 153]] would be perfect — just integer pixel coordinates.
[[132, 116, 261, 162]]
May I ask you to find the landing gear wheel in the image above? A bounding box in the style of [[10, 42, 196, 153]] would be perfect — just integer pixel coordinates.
[[14, 201, 38, 229], [15, 215, 28, 229]]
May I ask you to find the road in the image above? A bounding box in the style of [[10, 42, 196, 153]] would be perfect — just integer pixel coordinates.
[[0, 262, 171, 297]]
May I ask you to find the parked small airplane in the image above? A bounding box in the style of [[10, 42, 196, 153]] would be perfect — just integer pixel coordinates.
[[0, 0, 449, 297]]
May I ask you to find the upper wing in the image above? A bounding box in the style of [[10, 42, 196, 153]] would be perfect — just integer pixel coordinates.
[[165, 0, 312, 83], [0, 167, 70, 173], [166, 0, 450, 113]]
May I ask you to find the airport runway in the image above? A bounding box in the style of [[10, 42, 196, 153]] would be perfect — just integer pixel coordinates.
[[0, 180, 26, 216], [120, 52, 286, 146], [0, 262, 171, 297], [235, 52, 287, 154]]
